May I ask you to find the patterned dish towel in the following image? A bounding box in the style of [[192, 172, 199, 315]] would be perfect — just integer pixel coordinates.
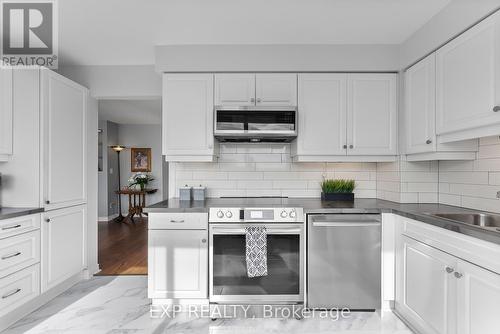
[[245, 226, 268, 278]]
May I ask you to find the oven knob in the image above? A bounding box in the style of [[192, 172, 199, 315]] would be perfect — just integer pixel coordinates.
[[217, 210, 224, 219], [280, 210, 288, 218], [225, 211, 233, 218], [289, 210, 296, 218]]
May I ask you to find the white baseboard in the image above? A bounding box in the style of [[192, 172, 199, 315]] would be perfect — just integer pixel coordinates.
[[98, 214, 118, 222]]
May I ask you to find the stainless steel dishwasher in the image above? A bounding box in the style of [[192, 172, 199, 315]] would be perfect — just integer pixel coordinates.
[[307, 214, 381, 310]]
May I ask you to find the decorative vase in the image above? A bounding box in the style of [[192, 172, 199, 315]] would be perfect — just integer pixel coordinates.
[[140, 183, 145, 191], [321, 192, 354, 201]]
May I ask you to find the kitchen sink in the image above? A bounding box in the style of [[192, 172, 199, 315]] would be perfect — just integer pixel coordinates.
[[431, 213, 500, 229]]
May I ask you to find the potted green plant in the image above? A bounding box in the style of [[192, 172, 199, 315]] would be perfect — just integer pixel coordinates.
[[320, 179, 355, 201]]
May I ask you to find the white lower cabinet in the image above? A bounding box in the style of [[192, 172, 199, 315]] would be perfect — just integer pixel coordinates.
[[396, 233, 500, 334], [397, 235, 457, 334], [0, 264, 40, 318], [456, 261, 500, 334], [148, 229, 208, 299], [42, 205, 86, 292]]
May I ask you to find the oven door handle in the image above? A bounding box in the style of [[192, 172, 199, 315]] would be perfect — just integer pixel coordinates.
[[210, 227, 302, 234]]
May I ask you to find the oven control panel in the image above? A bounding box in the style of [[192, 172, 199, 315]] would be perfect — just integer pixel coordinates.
[[209, 207, 304, 223]]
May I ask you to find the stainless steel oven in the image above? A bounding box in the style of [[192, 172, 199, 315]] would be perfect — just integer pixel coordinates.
[[208, 207, 304, 305], [214, 106, 298, 142]]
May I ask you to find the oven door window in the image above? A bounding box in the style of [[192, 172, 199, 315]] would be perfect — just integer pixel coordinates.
[[212, 234, 300, 296]]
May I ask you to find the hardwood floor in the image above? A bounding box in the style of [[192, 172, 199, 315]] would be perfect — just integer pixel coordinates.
[[97, 219, 148, 275]]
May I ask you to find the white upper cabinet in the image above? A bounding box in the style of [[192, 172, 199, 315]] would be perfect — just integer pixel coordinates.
[[295, 74, 347, 157], [293, 73, 397, 161], [405, 54, 437, 155], [215, 73, 297, 107], [0, 67, 13, 160], [347, 74, 397, 156], [404, 54, 478, 161], [255, 74, 297, 106], [41, 69, 87, 210], [215, 74, 255, 106], [163, 74, 216, 161], [436, 11, 500, 140]]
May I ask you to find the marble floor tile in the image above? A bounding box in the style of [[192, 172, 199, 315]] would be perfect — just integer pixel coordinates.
[[5, 276, 414, 334]]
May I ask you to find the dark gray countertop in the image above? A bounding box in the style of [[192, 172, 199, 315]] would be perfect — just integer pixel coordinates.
[[145, 198, 500, 245], [0, 207, 44, 221]]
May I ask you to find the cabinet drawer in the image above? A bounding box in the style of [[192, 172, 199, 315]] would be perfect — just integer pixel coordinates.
[[0, 214, 40, 240], [0, 231, 40, 278], [148, 213, 208, 230], [0, 264, 40, 317]]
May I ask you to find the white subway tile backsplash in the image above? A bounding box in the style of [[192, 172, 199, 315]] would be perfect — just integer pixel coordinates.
[[255, 163, 291, 171], [490, 173, 500, 185], [237, 180, 274, 189], [169, 139, 500, 212], [439, 172, 489, 185], [192, 171, 228, 180], [477, 144, 500, 159], [273, 180, 309, 189], [418, 193, 438, 203], [170, 144, 377, 198], [227, 172, 264, 180], [479, 136, 500, 146]]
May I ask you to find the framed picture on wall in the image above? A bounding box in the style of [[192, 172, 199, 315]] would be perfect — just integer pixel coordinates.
[[131, 147, 152, 172]]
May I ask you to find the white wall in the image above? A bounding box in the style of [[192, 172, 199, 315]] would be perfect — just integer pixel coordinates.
[[57, 65, 161, 99], [400, 0, 500, 68], [170, 143, 377, 198], [155, 44, 400, 72], [118, 124, 163, 214]]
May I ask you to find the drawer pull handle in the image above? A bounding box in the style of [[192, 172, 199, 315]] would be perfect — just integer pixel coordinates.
[[2, 224, 21, 230], [1, 252, 21, 260], [445, 267, 454, 274], [2, 288, 21, 299], [170, 220, 185, 223], [454, 272, 463, 279]]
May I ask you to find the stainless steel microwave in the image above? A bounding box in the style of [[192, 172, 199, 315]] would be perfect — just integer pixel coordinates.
[[214, 106, 298, 143]]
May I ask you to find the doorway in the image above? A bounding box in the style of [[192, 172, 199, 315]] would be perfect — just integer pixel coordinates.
[[96, 98, 165, 275]]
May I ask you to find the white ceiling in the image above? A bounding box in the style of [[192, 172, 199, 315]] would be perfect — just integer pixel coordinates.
[[59, 0, 451, 66], [98, 99, 162, 125]]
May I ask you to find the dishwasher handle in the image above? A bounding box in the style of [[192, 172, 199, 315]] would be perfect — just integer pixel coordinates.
[[312, 221, 380, 227]]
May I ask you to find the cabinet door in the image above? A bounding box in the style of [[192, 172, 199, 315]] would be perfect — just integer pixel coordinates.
[[405, 54, 437, 154], [255, 74, 297, 106], [347, 74, 397, 155], [436, 12, 500, 135], [0, 67, 13, 157], [41, 69, 87, 210], [215, 74, 255, 106], [397, 236, 456, 334], [148, 229, 208, 299], [295, 74, 347, 156], [456, 260, 500, 334], [163, 74, 215, 160], [42, 205, 86, 292]]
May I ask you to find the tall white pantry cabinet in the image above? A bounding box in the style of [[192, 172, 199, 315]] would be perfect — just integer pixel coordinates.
[[0, 67, 88, 330]]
